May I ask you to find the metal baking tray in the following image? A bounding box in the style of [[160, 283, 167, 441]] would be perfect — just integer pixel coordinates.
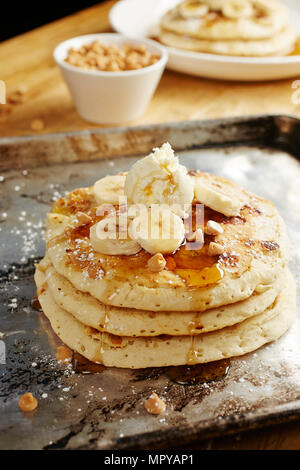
[[0, 115, 300, 450]]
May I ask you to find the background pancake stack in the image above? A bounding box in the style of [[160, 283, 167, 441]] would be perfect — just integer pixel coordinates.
[[159, 0, 297, 56], [34, 168, 296, 369]]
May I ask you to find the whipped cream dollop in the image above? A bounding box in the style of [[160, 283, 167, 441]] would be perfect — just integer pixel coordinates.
[[90, 143, 198, 256], [124, 143, 194, 217]]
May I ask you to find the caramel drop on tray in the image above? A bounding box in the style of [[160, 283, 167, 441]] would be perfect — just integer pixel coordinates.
[[18, 393, 38, 412], [56, 345, 73, 363]]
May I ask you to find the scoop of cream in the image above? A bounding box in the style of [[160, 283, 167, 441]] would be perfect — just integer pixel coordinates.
[[124, 143, 194, 217]]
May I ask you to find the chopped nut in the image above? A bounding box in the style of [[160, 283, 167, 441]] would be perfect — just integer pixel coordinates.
[[30, 118, 45, 132], [207, 242, 224, 256], [106, 60, 120, 72], [186, 228, 204, 244], [71, 212, 92, 228], [147, 253, 166, 272], [205, 220, 224, 236], [56, 345, 73, 363], [0, 104, 12, 117], [16, 83, 28, 95], [8, 91, 25, 105], [18, 393, 38, 412], [144, 393, 166, 415], [65, 40, 160, 72], [7, 84, 27, 104]]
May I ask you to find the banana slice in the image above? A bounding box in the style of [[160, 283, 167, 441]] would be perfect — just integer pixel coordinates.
[[201, 0, 227, 10], [90, 215, 141, 256], [222, 0, 253, 19], [93, 174, 126, 205], [178, 1, 209, 18], [124, 143, 194, 217], [130, 207, 185, 255], [252, 0, 276, 25], [194, 173, 246, 217]]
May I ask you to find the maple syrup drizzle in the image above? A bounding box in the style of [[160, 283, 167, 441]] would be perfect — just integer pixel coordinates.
[[188, 314, 205, 334], [65, 214, 224, 287], [175, 265, 223, 287], [187, 336, 198, 365], [52, 189, 252, 288], [166, 359, 231, 386]]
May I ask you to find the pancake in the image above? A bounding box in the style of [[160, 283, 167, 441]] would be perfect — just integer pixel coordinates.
[[159, 26, 296, 57], [40, 258, 288, 337], [159, 0, 296, 57], [35, 268, 296, 369], [160, 1, 289, 41], [44, 172, 290, 312]]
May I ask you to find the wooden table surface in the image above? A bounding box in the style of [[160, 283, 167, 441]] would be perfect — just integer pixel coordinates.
[[1, 0, 300, 137], [0, 0, 299, 450]]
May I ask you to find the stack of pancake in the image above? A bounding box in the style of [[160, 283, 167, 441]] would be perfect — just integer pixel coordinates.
[[159, 0, 297, 57], [35, 147, 296, 369]]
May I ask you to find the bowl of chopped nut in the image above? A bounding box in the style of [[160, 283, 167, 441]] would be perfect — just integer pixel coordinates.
[[54, 33, 168, 124]]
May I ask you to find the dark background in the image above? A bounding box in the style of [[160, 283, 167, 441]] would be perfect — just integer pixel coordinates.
[[1, 1, 105, 41]]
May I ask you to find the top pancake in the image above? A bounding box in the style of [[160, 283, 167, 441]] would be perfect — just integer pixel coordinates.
[[160, 0, 289, 41], [44, 171, 290, 312]]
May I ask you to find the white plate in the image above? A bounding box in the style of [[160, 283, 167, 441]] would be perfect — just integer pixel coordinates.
[[110, 0, 300, 81]]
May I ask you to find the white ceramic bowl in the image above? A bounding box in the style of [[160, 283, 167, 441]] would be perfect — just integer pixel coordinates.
[[53, 33, 168, 124]]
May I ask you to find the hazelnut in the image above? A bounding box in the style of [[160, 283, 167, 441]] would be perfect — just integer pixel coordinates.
[[207, 242, 224, 256], [16, 83, 28, 95], [147, 253, 166, 272], [144, 393, 166, 415], [30, 118, 45, 132], [8, 92, 25, 105], [186, 228, 204, 244], [71, 212, 92, 228], [205, 220, 224, 236], [64, 40, 160, 72]]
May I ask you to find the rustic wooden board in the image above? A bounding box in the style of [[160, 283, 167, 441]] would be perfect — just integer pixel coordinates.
[[0, 0, 300, 138]]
